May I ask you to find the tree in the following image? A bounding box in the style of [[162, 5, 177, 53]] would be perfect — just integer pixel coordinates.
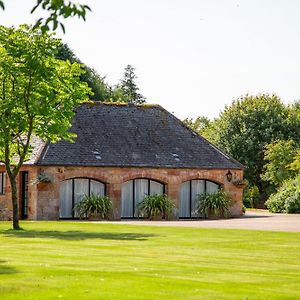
[[261, 140, 298, 188], [57, 43, 111, 101], [0, 25, 90, 229], [119, 65, 146, 104], [0, 0, 91, 33], [289, 149, 300, 174], [213, 94, 300, 202], [183, 116, 211, 133], [182, 116, 217, 144]]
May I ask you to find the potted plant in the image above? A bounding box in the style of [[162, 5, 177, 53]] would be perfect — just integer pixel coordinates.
[[137, 194, 175, 220], [74, 194, 113, 220], [232, 179, 248, 189], [196, 190, 231, 219]]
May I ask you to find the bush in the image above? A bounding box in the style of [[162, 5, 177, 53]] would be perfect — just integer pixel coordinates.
[[243, 185, 260, 208], [196, 191, 231, 219], [265, 189, 290, 213], [285, 192, 300, 213], [266, 175, 300, 213], [74, 194, 113, 220], [137, 194, 175, 220]]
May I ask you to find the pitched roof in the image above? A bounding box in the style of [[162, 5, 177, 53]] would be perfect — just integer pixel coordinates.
[[0, 135, 45, 166], [37, 102, 243, 169]]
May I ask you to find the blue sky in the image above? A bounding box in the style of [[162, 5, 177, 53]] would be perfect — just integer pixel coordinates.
[[1, 0, 300, 119]]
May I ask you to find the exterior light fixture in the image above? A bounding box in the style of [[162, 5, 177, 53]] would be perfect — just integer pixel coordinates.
[[226, 170, 232, 182]]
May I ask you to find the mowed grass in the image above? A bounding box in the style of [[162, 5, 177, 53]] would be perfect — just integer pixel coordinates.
[[0, 222, 300, 300]]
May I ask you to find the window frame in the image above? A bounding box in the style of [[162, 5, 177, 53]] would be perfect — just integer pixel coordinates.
[[180, 179, 221, 219], [60, 177, 106, 219], [121, 178, 165, 219], [0, 172, 5, 195]]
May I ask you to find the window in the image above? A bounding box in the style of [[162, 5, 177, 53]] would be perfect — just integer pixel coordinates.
[[179, 179, 220, 218], [0, 172, 6, 195], [59, 178, 105, 218], [121, 179, 165, 218]]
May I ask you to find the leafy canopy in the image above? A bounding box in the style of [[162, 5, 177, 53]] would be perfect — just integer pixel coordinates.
[[212, 94, 300, 197], [0, 24, 91, 229], [182, 116, 217, 144], [0, 24, 90, 168], [261, 140, 298, 187], [0, 0, 91, 33], [56, 43, 111, 101]]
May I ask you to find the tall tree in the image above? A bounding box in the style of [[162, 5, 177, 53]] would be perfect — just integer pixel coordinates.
[[213, 94, 300, 201], [0, 25, 90, 229], [261, 140, 298, 188], [182, 116, 217, 144], [0, 0, 91, 33], [57, 43, 111, 101], [119, 64, 146, 104]]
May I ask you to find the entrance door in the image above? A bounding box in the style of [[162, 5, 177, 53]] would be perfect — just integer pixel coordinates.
[[20, 171, 29, 219]]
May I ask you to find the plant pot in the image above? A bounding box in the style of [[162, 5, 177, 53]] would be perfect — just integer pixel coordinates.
[[88, 214, 105, 221], [149, 215, 163, 221]]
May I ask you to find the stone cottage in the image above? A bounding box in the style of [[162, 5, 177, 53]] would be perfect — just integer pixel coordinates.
[[0, 102, 244, 220]]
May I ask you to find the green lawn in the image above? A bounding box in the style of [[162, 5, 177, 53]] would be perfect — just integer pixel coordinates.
[[0, 222, 300, 300]]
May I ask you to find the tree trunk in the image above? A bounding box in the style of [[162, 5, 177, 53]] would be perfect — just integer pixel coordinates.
[[9, 175, 21, 230]]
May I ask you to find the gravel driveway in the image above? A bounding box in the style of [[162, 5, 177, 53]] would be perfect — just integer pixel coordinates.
[[104, 211, 300, 232]]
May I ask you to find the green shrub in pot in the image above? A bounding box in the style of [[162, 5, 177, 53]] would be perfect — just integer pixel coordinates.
[[74, 194, 113, 220], [196, 190, 231, 219], [137, 194, 175, 220]]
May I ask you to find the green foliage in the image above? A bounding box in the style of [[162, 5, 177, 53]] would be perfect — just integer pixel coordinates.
[[74, 194, 113, 219], [265, 193, 286, 213], [289, 149, 300, 173], [261, 140, 298, 187], [0, 25, 90, 229], [56, 43, 111, 101], [213, 93, 300, 201], [266, 175, 300, 213], [243, 185, 260, 208], [118, 65, 146, 104], [182, 116, 217, 143], [285, 194, 300, 214], [196, 191, 231, 219], [0, 25, 90, 163], [0, 0, 90, 33], [137, 194, 175, 220]]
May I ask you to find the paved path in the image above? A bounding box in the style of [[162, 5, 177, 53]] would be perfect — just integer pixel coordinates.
[[104, 211, 300, 232]]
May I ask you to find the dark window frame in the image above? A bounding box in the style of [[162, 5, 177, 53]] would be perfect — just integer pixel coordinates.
[[21, 171, 29, 219], [122, 178, 165, 219], [61, 177, 106, 219], [181, 179, 221, 219], [0, 172, 5, 195]]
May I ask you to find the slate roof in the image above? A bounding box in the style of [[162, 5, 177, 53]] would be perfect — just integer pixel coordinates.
[[37, 102, 244, 169], [0, 135, 45, 166], [26, 135, 46, 165]]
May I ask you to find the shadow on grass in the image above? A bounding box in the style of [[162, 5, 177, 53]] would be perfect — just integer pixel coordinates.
[[0, 260, 18, 275], [1, 229, 157, 241]]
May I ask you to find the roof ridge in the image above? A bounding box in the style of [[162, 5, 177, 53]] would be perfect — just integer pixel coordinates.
[[83, 100, 162, 109]]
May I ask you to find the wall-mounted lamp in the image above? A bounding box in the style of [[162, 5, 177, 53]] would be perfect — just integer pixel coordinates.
[[226, 170, 232, 182]]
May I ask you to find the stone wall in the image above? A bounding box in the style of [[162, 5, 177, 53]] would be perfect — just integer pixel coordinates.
[[0, 165, 244, 220], [0, 166, 38, 221], [35, 166, 244, 220]]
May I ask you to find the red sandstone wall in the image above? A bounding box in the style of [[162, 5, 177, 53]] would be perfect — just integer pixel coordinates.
[[0, 165, 244, 220], [36, 166, 244, 220], [0, 166, 38, 221]]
